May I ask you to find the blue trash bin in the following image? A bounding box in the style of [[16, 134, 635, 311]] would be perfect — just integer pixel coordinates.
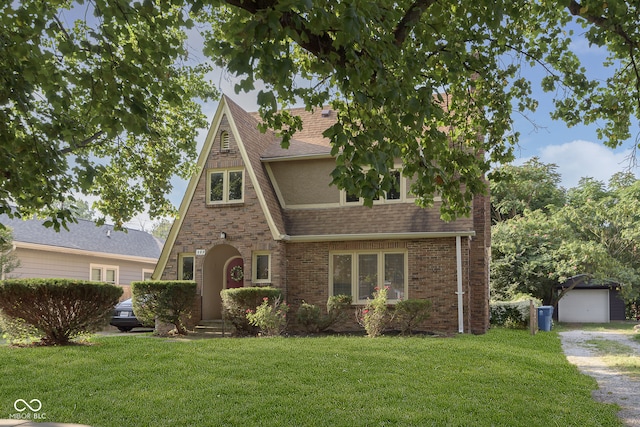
[[537, 306, 554, 331]]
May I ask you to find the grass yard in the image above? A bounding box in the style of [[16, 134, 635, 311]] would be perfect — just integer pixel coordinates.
[[0, 329, 622, 427]]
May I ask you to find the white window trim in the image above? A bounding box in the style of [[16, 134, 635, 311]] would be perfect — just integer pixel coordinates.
[[329, 250, 408, 304], [142, 269, 154, 281], [206, 168, 245, 204], [178, 253, 195, 281], [252, 251, 271, 283], [90, 264, 119, 284], [340, 168, 412, 205]]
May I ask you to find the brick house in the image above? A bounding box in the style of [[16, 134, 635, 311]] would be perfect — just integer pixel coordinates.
[[154, 95, 490, 334]]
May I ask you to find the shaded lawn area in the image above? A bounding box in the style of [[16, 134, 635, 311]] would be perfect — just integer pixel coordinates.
[[0, 329, 621, 427]]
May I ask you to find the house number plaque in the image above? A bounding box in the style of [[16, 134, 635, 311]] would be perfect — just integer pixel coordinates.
[[195, 249, 206, 256]]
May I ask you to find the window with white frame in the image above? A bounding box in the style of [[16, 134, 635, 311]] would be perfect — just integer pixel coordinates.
[[178, 254, 195, 280], [90, 264, 118, 284], [252, 252, 271, 283], [142, 269, 154, 281], [330, 251, 406, 303], [207, 168, 244, 204], [342, 169, 406, 204]]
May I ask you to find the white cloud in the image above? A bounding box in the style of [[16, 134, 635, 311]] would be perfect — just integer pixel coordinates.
[[518, 140, 638, 189]]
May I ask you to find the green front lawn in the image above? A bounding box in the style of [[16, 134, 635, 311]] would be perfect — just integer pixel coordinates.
[[0, 329, 621, 426]]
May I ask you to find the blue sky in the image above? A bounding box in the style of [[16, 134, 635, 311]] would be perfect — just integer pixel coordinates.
[[129, 23, 640, 229]]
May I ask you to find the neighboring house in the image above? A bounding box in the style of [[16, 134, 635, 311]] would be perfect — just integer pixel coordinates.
[[556, 274, 626, 323], [1, 214, 163, 299], [155, 96, 491, 334]]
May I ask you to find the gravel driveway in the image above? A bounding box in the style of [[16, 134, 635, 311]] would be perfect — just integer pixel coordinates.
[[560, 329, 640, 427]]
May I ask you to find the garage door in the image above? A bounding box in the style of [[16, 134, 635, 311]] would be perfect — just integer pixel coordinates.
[[558, 289, 610, 323]]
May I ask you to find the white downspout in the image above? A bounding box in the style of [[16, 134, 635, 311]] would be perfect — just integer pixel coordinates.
[[456, 236, 464, 333]]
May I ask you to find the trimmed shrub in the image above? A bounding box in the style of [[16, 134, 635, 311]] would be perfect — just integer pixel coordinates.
[[393, 299, 432, 335], [221, 287, 282, 336], [246, 296, 289, 336], [0, 278, 122, 345], [297, 294, 352, 333], [490, 297, 542, 329], [131, 280, 196, 335]]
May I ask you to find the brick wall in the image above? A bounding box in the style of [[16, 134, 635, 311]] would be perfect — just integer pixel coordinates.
[[284, 238, 478, 334]]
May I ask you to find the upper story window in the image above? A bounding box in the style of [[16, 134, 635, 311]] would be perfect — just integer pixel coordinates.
[[220, 131, 230, 152], [342, 169, 407, 205], [90, 264, 118, 284], [207, 168, 244, 204]]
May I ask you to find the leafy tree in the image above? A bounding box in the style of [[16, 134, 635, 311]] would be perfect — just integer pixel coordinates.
[[0, 227, 20, 279], [491, 170, 640, 304], [1, 1, 218, 230], [490, 158, 565, 223], [491, 210, 571, 304], [151, 218, 174, 241], [4, 1, 640, 226], [557, 174, 640, 300], [200, 0, 640, 219]]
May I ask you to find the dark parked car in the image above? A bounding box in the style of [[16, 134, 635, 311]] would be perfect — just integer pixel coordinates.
[[110, 298, 144, 332]]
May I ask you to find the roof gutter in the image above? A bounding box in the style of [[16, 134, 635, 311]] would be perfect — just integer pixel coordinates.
[[261, 153, 334, 162], [279, 231, 475, 242]]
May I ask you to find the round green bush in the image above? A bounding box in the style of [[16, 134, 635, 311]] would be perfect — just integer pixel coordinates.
[[0, 278, 123, 345]]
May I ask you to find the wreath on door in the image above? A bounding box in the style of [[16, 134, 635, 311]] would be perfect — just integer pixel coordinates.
[[230, 265, 244, 282]]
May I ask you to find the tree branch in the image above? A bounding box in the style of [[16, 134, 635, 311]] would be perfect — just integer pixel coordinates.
[[567, 0, 635, 46], [567, 0, 640, 128], [394, 0, 438, 47], [223, 0, 347, 67], [61, 131, 105, 155]]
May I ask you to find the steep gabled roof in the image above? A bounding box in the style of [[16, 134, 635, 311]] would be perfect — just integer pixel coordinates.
[[154, 95, 288, 277], [225, 97, 287, 236], [1, 214, 163, 260]]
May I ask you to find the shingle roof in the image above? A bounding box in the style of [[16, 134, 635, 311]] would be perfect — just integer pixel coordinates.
[[283, 203, 473, 237], [1, 214, 163, 259], [225, 96, 287, 236], [253, 105, 336, 160]]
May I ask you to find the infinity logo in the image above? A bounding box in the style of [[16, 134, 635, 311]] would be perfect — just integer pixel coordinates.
[[13, 399, 42, 412]]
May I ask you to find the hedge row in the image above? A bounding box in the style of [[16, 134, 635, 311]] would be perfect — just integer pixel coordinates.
[[490, 298, 541, 328]]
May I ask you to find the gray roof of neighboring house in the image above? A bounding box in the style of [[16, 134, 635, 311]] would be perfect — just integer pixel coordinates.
[[1, 214, 164, 259]]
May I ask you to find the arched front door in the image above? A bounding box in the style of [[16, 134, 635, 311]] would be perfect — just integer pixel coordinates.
[[225, 257, 244, 289], [202, 245, 242, 320]]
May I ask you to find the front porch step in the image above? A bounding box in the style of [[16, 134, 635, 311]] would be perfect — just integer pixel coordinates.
[[192, 320, 234, 337]]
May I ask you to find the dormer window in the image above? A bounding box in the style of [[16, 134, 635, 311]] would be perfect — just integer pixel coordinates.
[[220, 131, 230, 152]]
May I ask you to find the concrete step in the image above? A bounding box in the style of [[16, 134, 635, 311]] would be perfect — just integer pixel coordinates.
[[192, 320, 233, 337]]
